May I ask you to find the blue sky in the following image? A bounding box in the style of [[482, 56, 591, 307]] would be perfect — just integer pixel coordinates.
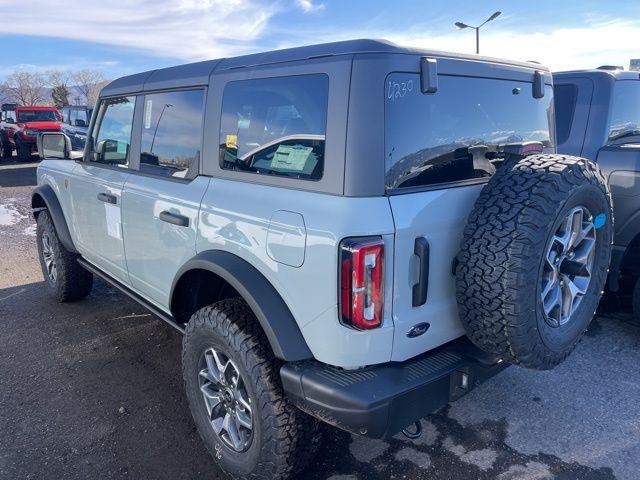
[[1, 0, 639, 80]]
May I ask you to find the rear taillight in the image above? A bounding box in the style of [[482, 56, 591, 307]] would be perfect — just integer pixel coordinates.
[[339, 237, 384, 330]]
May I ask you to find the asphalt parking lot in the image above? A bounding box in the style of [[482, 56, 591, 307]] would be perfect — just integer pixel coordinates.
[[1, 160, 639, 480]]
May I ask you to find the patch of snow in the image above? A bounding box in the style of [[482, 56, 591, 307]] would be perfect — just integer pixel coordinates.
[[0, 204, 25, 226], [23, 224, 36, 236]]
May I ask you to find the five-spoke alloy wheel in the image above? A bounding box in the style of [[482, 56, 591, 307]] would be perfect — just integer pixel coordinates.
[[199, 347, 253, 452]]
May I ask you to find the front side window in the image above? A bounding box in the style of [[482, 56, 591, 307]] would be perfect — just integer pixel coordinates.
[[608, 80, 640, 144], [220, 74, 329, 181], [140, 89, 204, 179], [385, 73, 554, 190], [90, 96, 135, 166], [17, 109, 58, 122]]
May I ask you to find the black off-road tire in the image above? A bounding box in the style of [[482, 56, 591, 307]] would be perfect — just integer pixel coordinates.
[[36, 210, 93, 302], [0, 135, 11, 159], [632, 278, 640, 323], [182, 299, 321, 480], [456, 154, 613, 370], [15, 137, 31, 161]]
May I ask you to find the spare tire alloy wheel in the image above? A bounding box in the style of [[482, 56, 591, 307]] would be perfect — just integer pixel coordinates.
[[541, 206, 596, 327], [456, 154, 613, 370], [199, 347, 253, 452]]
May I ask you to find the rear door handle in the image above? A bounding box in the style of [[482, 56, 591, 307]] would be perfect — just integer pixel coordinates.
[[97, 192, 117, 204], [159, 210, 190, 227], [412, 237, 429, 307]]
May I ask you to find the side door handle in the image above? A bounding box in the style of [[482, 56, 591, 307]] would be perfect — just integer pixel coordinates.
[[159, 210, 190, 227], [412, 237, 429, 307], [97, 192, 117, 204]]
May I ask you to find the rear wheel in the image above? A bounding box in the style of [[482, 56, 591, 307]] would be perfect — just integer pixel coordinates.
[[36, 210, 93, 302], [182, 299, 320, 480], [456, 154, 613, 370]]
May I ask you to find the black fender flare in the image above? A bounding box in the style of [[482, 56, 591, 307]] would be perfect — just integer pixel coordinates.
[[31, 184, 78, 254], [609, 208, 640, 290], [171, 250, 313, 362]]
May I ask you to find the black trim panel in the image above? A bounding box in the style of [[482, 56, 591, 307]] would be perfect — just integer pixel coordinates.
[[171, 250, 313, 362], [78, 258, 185, 334], [31, 184, 78, 254]]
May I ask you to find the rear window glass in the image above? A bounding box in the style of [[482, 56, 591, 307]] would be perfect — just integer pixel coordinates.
[[554, 84, 578, 146], [219, 74, 328, 181], [385, 73, 554, 190], [608, 80, 640, 144]]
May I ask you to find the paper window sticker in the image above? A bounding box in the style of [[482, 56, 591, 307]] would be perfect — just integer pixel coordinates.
[[104, 203, 122, 240], [271, 145, 313, 172]]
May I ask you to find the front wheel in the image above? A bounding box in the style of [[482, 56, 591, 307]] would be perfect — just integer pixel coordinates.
[[1, 140, 11, 159], [36, 210, 93, 302], [15, 137, 31, 161], [182, 299, 320, 480]]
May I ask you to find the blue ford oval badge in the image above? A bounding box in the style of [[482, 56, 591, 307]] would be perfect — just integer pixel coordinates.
[[407, 322, 430, 338]]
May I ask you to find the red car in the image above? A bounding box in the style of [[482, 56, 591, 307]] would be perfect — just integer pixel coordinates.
[[0, 105, 62, 160]]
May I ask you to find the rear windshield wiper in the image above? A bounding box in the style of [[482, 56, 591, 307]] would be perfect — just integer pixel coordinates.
[[608, 129, 640, 143]]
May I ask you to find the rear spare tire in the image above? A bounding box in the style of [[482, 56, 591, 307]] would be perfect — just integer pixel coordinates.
[[456, 154, 612, 370]]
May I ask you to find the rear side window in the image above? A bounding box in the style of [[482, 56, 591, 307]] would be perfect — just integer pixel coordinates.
[[385, 73, 554, 190], [554, 84, 578, 145], [90, 96, 135, 167], [608, 80, 640, 144], [219, 74, 329, 181], [140, 89, 205, 179]]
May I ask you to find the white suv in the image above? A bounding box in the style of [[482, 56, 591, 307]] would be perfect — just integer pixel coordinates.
[[32, 40, 613, 480]]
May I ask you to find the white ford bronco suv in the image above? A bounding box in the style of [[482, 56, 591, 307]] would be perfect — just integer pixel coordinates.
[[32, 40, 613, 479]]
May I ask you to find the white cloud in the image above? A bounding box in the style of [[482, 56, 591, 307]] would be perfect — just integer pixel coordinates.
[[0, 0, 278, 61], [295, 0, 325, 13], [271, 18, 640, 71]]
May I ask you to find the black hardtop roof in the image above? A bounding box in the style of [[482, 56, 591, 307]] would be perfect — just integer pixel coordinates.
[[554, 68, 640, 81], [101, 38, 549, 97]]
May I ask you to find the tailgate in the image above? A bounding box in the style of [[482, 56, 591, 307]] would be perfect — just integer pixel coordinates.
[[389, 185, 483, 361]]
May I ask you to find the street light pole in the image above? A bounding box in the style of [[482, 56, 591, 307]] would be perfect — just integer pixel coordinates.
[[455, 11, 501, 55]]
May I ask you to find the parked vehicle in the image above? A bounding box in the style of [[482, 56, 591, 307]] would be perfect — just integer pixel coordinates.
[[554, 67, 640, 319], [32, 40, 613, 480], [0, 104, 62, 160], [60, 105, 93, 150]]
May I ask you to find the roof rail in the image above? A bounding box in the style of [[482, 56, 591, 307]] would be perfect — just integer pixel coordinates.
[[597, 65, 624, 71]]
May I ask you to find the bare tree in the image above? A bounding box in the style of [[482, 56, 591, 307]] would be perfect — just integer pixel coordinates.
[[73, 69, 106, 106], [46, 70, 73, 108], [0, 71, 46, 106]]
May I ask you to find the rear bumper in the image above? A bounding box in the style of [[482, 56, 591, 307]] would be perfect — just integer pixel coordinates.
[[280, 337, 507, 438]]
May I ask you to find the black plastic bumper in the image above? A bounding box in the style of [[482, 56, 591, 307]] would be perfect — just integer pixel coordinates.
[[280, 338, 508, 438]]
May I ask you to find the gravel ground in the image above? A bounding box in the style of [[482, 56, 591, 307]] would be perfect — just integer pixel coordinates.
[[1, 160, 639, 480]]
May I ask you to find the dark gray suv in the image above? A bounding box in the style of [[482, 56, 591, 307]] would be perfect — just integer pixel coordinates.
[[554, 68, 640, 316]]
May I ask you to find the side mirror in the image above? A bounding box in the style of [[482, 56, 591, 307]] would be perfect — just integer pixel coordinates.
[[94, 138, 126, 164], [38, 132, 73, 160], [74, 119, 87, 127]]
